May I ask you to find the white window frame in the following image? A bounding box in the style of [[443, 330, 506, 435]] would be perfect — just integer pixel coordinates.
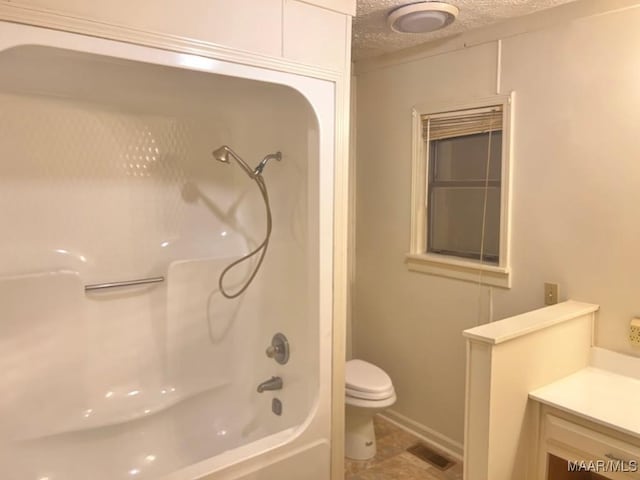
[[406, 94, 513, 288]]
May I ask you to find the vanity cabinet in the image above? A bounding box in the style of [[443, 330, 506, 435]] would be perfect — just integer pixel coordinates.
[[537, 406, 640, 480], [463, 301, 640, 480]]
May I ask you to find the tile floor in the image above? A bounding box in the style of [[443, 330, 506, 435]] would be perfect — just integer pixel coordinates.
[[345, 415, 463, 480]]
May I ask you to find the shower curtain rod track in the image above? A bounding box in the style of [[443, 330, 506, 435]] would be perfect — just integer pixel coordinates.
[[84, 276, 165, 292]]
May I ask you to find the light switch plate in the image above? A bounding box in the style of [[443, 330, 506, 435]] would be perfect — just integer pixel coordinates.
[[544, 283, 558, 305]]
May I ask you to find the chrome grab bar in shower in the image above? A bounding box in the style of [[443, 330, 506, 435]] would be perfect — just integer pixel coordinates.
[[84, 276, 165, 292]]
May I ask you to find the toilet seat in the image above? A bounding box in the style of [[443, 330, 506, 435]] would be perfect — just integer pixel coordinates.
[[345, 359, 395, 401], [345, 391, 397, 409], [346, 386, 395, 401]]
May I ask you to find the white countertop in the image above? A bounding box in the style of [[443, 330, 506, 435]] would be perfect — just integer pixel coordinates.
[[530, 348, 640, 439]]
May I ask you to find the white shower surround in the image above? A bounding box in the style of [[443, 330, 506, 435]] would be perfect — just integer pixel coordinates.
[[0, 21, 336, 480]]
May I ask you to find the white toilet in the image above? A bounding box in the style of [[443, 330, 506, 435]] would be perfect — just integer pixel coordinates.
[[345, 359, 396, 460]]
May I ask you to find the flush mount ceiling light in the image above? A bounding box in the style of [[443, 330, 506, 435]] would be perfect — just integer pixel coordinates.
[[387, 2, 459, 34]]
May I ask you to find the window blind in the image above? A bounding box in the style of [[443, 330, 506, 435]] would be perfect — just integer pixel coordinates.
[[422, 105, 503, 141]]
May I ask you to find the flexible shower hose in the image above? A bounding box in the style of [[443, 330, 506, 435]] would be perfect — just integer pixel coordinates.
[[218, 174, 272, 299]]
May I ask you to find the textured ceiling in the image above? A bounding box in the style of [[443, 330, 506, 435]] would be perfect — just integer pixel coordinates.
[[353, 0, 578, 60]]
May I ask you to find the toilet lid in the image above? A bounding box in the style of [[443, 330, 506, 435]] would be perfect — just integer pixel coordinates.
[[345, 359, 393, 394]]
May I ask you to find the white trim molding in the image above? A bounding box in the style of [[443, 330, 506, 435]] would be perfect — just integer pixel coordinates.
[[406, 253, 510, 289], [407, 93, 514, 289], [380, 411, 464, 461]]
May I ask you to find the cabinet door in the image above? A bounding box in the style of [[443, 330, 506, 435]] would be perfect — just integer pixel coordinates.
[[547, 453, 613, 480]]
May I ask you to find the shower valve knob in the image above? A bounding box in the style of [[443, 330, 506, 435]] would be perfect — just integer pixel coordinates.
[[265, 345, 279, 357], [265, 333, 289, 365]]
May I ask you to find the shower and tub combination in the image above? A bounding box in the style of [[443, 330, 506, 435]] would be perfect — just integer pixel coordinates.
[[0, 19, 337, 480]]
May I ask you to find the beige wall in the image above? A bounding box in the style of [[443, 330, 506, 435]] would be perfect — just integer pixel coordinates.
[[353, 3, 640, 452]]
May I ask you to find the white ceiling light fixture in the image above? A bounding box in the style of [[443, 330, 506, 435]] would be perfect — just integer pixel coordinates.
[[387, 2, 459, 34]]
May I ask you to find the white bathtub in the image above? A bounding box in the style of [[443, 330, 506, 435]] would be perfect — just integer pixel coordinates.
[[0, 21, 335, 480]]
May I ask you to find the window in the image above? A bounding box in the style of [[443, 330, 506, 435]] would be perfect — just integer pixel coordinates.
[[407, 95, 512, 288]]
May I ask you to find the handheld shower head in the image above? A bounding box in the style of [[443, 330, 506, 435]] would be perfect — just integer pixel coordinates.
[[210, 144, 281, 300], [212, 145, 231, 164], [212, 145, 255, 178], [212, 145, 281, 178]]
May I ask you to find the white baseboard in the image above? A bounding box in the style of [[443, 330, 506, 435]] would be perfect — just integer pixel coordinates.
[[379, 409, 464, 462]]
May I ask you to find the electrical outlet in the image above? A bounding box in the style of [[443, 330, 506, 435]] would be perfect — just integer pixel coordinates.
[[544, 282, 559, 305], [630, 318, 640, 347]]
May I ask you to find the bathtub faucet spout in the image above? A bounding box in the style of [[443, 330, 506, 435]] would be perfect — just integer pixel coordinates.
[[257, 376, 283, 393]]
